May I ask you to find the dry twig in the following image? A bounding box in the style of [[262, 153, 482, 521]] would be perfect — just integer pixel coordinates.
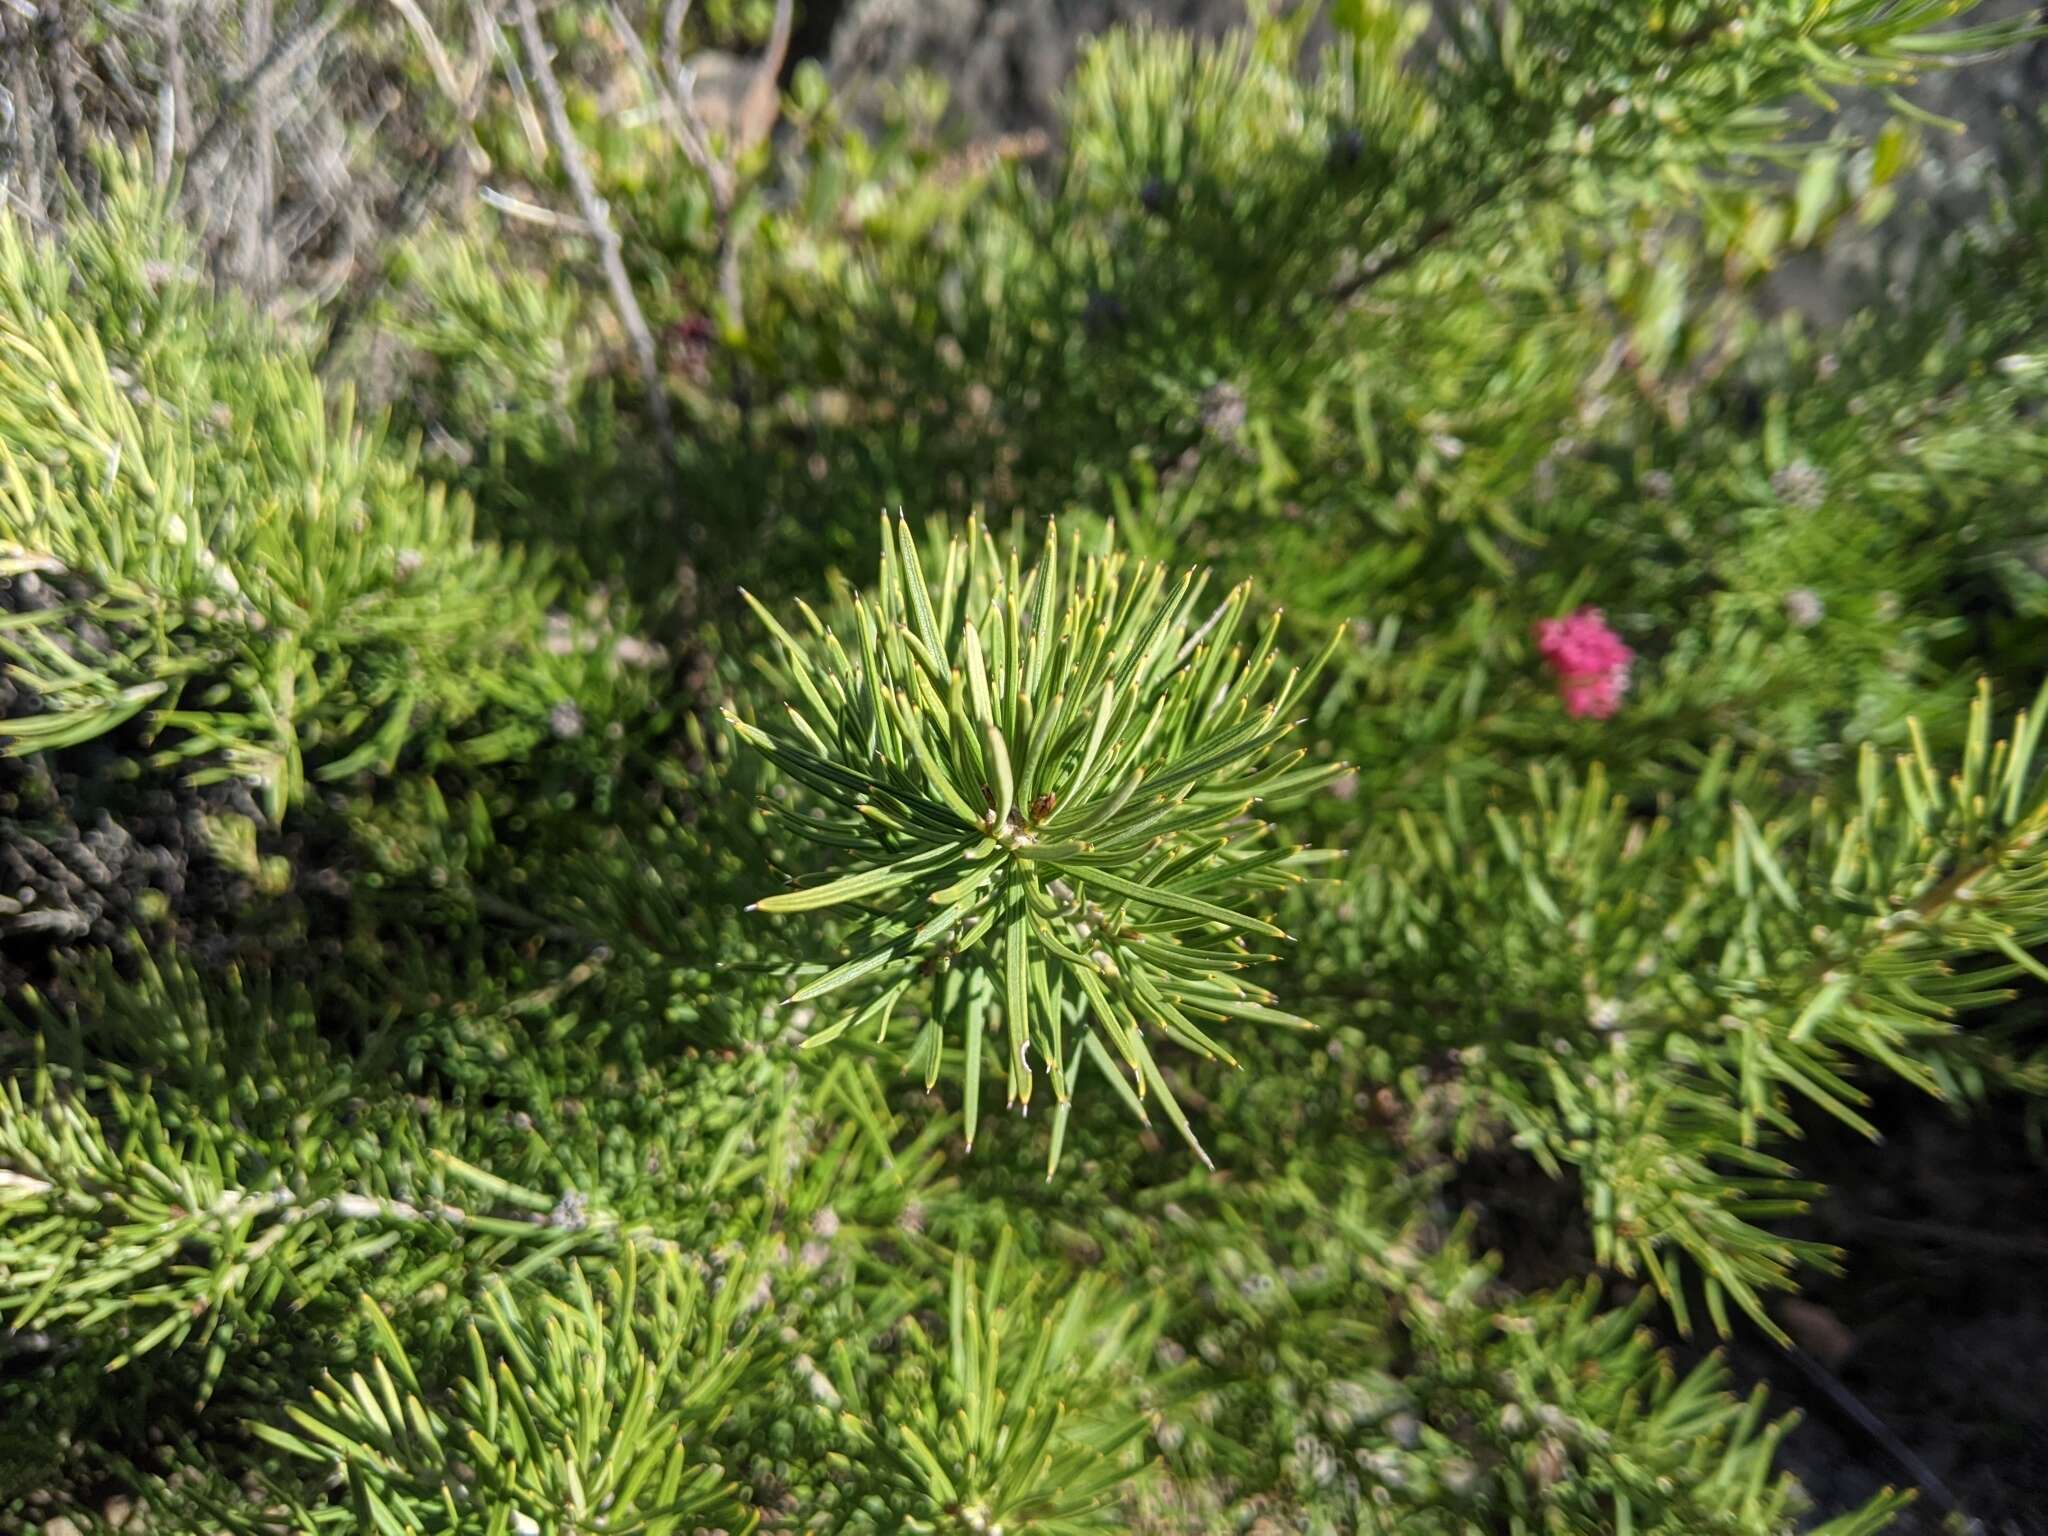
[[186, 0, 346, 171], [316, 0, 497, 371], [644, 0, 791, 329], [238, 0, 277, 294], [36, 0, 90, 205], [509, 0, 676, 466]]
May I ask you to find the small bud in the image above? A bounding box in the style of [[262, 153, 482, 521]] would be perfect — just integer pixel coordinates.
[[549, 1190, 588, 1231], [1784, 587, 1824, 630], [1770, 458, 1828, 510], [1198, 381, 1249, 446]]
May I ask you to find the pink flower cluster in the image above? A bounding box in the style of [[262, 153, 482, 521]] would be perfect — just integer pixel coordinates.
[[1534, 607, 1633, 720]]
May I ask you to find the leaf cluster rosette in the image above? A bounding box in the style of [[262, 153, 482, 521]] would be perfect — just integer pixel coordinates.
[[728, 516, 1346, 1168]]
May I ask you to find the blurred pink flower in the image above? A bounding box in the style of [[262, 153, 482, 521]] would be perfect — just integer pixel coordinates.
[[1534, 607, 1633, 720]]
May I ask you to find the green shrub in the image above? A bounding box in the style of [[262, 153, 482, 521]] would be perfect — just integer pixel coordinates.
[[5, 3, 2048, 1534]]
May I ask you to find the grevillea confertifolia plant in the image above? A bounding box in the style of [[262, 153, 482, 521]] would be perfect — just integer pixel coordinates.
[[728, 516, 1346, 1168]]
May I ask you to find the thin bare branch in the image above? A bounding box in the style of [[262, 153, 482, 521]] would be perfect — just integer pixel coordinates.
[[1777, 1343, 1968, 1520], [153, 2, 179, 187], [510, 0, 676, 465], [166, 0, 192, 157], [316, 0, 496, 374], [3, 183, 61, 235], [712, 0, 792, 332], [478, 182, 588, 231], [186, 0, 346, 171], [3, 32, 44, 216], [36, 0, 90, 204], [608, 0, 725, 206], [385, 0, 464, 100], [239, 0, 278, 295], [658, 0, 691, 81], [735, 0, 791, 158]]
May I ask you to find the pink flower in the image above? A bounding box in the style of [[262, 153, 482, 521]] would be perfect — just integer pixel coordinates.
[[1534, 607, 1634, 720]]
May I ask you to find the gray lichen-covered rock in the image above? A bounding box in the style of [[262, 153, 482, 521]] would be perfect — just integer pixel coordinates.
[[826, 0, 1251, 139], [1764, 0, 2048, 322], [824, 0, 2048, 327]]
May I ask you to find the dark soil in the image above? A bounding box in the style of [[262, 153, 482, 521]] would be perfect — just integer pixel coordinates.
[[0, 565, 226, 997], [1723, 1081, 2048, 1536], [0, 570, 360, 1007], [1447, 1068, 2048, 1534]]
